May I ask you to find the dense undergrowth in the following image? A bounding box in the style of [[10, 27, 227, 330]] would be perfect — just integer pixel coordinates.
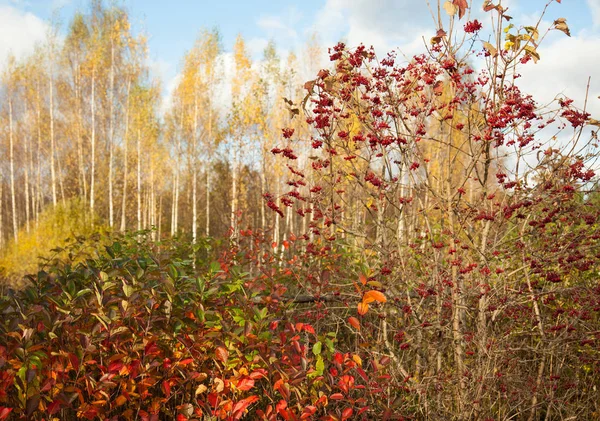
[[0, 231, 390, 420]]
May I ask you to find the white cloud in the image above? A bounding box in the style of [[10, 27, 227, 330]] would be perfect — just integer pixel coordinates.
[[247, 37, 269, 59], [0, 5, 49, 71], [257, 16, 298, 40], [588, 0, 600, 28], [518, 34, 600, 118], [312, 0, 433, 58]]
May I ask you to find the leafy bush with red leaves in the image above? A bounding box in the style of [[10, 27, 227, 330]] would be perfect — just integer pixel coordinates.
[[0, 231, 395, 420]]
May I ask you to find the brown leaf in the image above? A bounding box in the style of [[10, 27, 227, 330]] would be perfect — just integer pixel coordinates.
[[588, 118, 600, 127], [523, 45, 540, 63], [553, 18, 571, 36], [453, 0, 469, 19], [483, 0, 496, 12], [215, 346, 229, 363], [433, 80, 444, 96], [304, 79, 316, 92]]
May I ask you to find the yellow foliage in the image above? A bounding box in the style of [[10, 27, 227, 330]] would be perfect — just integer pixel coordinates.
[[0, 199, 104, 289]]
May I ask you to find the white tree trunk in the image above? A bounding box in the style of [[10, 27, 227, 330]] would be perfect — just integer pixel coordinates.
[[8, 100, 18, 242], [90, 67, 96, 217]]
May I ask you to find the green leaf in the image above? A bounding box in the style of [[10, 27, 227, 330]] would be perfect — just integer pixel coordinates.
[[315, 355, 324, 376], [312, 341, 322, 356]]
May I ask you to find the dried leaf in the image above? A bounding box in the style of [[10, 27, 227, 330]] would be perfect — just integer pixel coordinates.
[[553, 18, 571, 36], [431, 28, 447, 45], [523, 45, 540, 63], [482, 41, 498, 57], [443, 1, 457, 16], [483, 0, 496, 12], [589, 118, 600, 127], [195, 384, 208, 395], [453, 0, 469, 19]]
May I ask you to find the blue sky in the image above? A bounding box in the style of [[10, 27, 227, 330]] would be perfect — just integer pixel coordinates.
[[1, 0, 599, 117]]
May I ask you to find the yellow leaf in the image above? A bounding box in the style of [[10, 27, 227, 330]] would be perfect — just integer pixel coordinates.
[[443, 1, 457, 16], [352, 354, 362, 366]]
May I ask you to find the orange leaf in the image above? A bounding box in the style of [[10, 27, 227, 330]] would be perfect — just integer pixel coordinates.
[[215, 346, 229, 364], [358, 273, 367, 285], [348, 317, 361, 330], [357, 301, 369, 315], [362, 290, 387, 304]]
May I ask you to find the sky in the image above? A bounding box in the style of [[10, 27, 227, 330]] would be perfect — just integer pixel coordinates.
[[0, 0, 599, 118]]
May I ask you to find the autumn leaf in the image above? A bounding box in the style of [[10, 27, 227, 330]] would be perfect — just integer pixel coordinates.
[[482, 41, 498, 57], [453, 0, 469, 19], [359, 273, 367, 285], [362, 290, 387, 304], [236, 377, 255, 391], [483, 0, 496, 12], [553, 18, 571, 36], [443, 1, 457, 16], [342, 407, 354, 420], [195, 384, 208, 395], [215, 346, 229, 363], [523, 45, 540, 63], [357, 301, 369, 315], [348, 316, 361, 330]]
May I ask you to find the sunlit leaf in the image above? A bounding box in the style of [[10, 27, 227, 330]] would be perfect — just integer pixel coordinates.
[[362, 290, 387, 304]]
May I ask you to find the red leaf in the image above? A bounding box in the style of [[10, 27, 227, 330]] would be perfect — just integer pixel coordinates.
[[249, 369, 267, 380], [178, 358, 194, 366], [301, 405, 317, 419], [342, 407, 354, 420], [232, 395, 259, 420], [236, 377, 255, 391], [330, 393, 344, 400], [303, 324, 315, 334], [215, 346, 229, 364], [0, 408, 13, 421], [348, 316, 361, 330], [47, 400, 62, 415], [162, 380, 171, 398], [176, 415, 188, 421]]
